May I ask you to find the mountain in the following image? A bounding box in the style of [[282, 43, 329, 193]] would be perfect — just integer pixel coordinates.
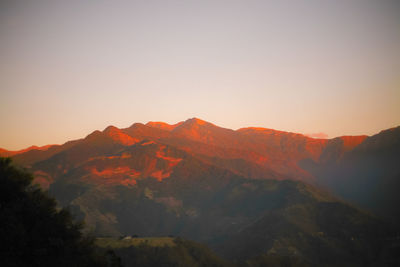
[[2, 118, 399, 265], [4, 119, 399, 212], [5, 118, 363, 181], [3, 118, 399, 219]]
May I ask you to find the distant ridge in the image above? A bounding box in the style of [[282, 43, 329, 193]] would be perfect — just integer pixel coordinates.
[[0, 144, 56, 157]]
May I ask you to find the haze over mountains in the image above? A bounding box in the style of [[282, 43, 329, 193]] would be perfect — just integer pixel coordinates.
[[2, 118, 400, 265]]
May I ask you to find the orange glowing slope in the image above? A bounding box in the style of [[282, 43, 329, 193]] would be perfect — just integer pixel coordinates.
[[3, 117, 374, 190], [78, 141, 184, 186]]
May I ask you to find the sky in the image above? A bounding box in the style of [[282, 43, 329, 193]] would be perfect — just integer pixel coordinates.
[[1, 0, 399, 150]]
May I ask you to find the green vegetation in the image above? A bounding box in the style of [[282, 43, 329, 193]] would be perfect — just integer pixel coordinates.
[[0, 157, 119, 267]]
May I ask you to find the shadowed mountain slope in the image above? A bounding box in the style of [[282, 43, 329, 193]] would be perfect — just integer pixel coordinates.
[[302, 126, 400, 225]]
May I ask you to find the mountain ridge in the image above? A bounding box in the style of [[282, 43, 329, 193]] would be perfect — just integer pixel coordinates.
[[1, 118, 382, 182]]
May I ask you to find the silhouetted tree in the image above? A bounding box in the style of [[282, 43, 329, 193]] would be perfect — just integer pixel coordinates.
[[0, 157, 118, 267]]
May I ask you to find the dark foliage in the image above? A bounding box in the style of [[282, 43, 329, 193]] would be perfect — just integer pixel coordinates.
[[103, 237, 229, 267], [0, 157, 118, 267]]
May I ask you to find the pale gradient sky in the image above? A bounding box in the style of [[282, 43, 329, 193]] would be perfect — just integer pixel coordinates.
[[1, 0, 399, 150]]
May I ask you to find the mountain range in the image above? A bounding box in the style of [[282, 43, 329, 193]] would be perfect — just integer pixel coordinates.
[[2, 117, 370, 182], [2, 118, 399, 265]]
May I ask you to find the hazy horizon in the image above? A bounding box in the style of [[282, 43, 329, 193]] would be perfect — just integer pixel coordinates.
[[1, 0, 399, 150]]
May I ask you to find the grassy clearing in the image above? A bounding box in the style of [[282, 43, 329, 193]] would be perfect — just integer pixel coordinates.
[[95, 237, 176, 249]]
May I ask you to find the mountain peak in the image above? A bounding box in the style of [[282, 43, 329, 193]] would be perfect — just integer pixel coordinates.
[[172, 118, 218, 134], [186, 117, 208, 125], [103, 125, 119, 134], [103, 125, 138, 146], [85, 130, 102, 140], [175, 118, 214, 130]]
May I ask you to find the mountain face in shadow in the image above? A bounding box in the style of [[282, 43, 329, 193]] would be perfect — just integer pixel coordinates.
[[2, 118, 400, 265], [301, 126, 400, 225]]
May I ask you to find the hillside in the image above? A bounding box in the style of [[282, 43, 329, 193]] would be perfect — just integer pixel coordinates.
[[7, 118, 399, 222], [2, 118, 400, 265]]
